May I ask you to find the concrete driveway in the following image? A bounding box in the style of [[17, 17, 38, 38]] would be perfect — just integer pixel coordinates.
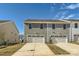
[[12, 43, 54, 56], [55, 43, 79, 55]]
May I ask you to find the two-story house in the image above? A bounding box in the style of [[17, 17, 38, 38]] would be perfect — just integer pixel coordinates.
[[24, 19, 79, 43]]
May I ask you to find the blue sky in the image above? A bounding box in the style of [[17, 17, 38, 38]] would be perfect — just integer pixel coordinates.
[[0, 3, 79, 34]]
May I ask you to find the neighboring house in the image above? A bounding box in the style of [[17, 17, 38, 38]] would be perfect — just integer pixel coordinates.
[[24, 19, 79, 43], [0, 20, 19, 45]]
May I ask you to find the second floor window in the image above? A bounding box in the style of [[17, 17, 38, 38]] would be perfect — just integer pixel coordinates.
[[63, 24, 66, 29], [29, 24, 32, 29], [52, 24, 55, 29], [75, 23, 78, 28], [40, 24, 43, 29]]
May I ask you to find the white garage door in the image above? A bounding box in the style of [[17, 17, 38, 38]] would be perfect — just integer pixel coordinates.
[[74, 35, 79, 42], [28, 37, 45, 43], [51, 37, 67, 43]]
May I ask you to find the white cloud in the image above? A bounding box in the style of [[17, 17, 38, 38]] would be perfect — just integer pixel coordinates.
[[65, 4, 79, 9], [54, 11, 62, 18], [54, 11, 69, 20], [64, 14, 75, 19], [58, 12, 75, 23], [59, 14, 75, 23], [51, 4, 77, 20], [57, 11, 72, 23], [58, 11, 68, 20]]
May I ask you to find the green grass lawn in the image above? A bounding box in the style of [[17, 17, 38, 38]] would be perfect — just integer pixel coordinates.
[[0, 43, 25, 56], [47, 44, 70, 55]]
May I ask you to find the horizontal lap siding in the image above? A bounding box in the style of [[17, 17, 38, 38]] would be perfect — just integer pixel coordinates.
[[25, 23, 70, 43]]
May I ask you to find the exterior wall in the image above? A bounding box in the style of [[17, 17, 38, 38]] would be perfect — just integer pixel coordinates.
[[46, 24, 70, 43], [25, 23, 47, 43], [0, 22, 19, 44], [24, 22, 70, 43], [0, 24, 6, 45], [69, 21, 79, 42], [24, 20, 79, 43]]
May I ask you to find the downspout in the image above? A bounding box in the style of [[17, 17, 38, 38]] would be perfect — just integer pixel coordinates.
[[47, 23, 48, 43], [70, 21, 72, 42]]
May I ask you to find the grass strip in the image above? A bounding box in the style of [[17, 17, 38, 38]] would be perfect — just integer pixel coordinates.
[[0, 43, 25, 56], [70, 41, 79, 45], [47, 44, 70, 55]]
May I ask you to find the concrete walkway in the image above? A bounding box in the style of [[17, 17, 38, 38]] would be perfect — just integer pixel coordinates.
[[55, 43, 79, 55], [12, 43, 54, 56]]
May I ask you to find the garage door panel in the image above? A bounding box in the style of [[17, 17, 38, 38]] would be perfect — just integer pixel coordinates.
[[51, 37, 67, 43], [28, 37, 45, 43]]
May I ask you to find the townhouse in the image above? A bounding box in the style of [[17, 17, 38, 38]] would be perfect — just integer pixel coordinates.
[[24, 19, 79, 43]]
